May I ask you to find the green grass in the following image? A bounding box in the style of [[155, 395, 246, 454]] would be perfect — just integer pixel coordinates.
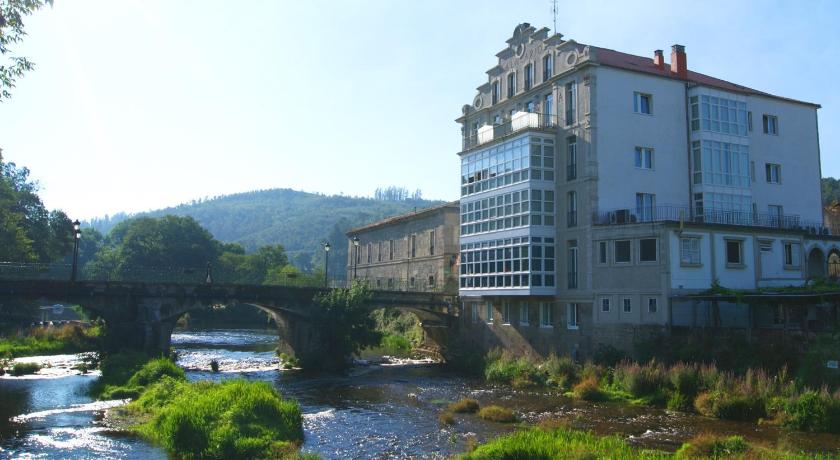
[[459, 427, 827, 460], [127, 378, 303, 460], [93, 354, 185, 400], [458, 427, 669, 459], [0, 324, 102, 358]]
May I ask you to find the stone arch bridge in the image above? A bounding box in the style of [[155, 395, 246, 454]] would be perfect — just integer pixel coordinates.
[[0, 279, 457, 361]]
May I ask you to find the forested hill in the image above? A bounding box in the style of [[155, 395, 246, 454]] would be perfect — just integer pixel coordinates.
[[87, 188, 443, 273]]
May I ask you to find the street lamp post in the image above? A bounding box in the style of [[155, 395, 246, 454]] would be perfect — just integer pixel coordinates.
[[323, 242, 330, 287], [71, 220, 81, 282], [352, 236, 359, 280]]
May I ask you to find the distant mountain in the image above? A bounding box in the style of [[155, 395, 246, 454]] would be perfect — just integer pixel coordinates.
[[87, 188, 444, 276]]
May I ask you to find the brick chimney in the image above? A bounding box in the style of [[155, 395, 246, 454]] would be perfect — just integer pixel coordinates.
[[670, 44, 687, 79], [653, 49, 665, 70]]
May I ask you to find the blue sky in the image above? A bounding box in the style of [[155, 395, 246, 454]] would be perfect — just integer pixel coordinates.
[[1, 0, 837, 219]]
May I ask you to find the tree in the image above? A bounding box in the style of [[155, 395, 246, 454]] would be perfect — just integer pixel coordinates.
[[0, 0, 52, 100], [0, 160, 72, 262], [299, 282, 380, 371]]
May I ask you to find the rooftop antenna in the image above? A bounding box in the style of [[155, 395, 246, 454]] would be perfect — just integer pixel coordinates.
[[552, 0, 558, 34]]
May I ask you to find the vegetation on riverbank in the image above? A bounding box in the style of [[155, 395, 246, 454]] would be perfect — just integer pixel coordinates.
[[369, 308, 424, 358], [482, 349, 840, 434], [458, 426, 824, 459], [96, 353, 309, 459], [0, 323, 102, 358]]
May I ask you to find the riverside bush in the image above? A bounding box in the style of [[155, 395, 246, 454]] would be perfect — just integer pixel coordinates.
[[783, 390, 840, 434], [477, 405, 517, 423], [614, 360, 667, 397], [94, 353, 185, 400], [447, 398, 480, 414], [674, 434, 749, 459], [484, 349, 542, 386], [379, 333, 411, 357], [10, 361, 40, 376], [572, 376, 605, 401], [131, 379, 303, 459], [0, 323, 102, 358], [693, 391, 766, 422]]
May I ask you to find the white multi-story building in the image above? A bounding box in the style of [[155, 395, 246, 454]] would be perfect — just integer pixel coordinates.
[[456, 23, 834, 355]]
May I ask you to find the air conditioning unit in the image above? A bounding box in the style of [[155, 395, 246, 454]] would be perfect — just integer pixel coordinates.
[[609, 209, 631, 224]]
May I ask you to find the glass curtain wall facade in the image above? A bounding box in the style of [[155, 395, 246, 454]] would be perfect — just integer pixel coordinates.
[[459, 132, 557, 296]]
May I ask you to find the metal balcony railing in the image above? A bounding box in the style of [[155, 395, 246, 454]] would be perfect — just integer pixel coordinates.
[[593, 205, 833, 234], [462, 112, 557, 152]]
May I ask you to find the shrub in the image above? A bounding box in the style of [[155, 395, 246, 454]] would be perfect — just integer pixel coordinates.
[[541, 354, 577, 384], [694, 391, 766, 422], [572, 377, 605, 402], [669, 363, 701, 398], [614, 360, 667, 397], [133, 379, 303, 459], [667, 392, 692, 412], [11, 362, 40, 376], [447, 398, 480, 414], [209, 360, 220, 373], [126, 358, 185, 388], [380, 333, 412, 357], [783, 390, 840, 434], [675, 434, 749, 459], [592, 343, 626, 367], [477, 405, 517, 423], [484, 350, 541, 386], [438, 411, 455, 425], [96, 354, 185, 400]]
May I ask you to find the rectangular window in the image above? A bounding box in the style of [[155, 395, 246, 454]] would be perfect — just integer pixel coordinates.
[[691, 95, 748, 135], [502, 302, 512, 324], [519, 302, 530, 325], [725, 239, 743, 266], [567, 303, 579, 329], [615, 240, 631, 263], [524, 63, 533, 90], [471, 303, 479, 323], [544, 94, 554, 120], [598, 241, 608, 264], [567, 240, 578, 289], [542, 53, 553, 82], [378, 241, 382, 262], [634, 92, 652, 114], [765, 163, 781, 184], [410, 234, 416, 258], [540, 302, 554, 327], [680, 237, 701, 265], [389, 239, 394, 260], [429, 230, 435, 255], [486, 303, 494, 323], [635, 193, 656, 222], [428, 275, 435, 287], [565, 81, 577, 126], [601, 298, 610, 312], [768, 205, 784, 227], [763, 114, 779, 135], [634, 147, 654, 169], [566, 136, 577, 181], [648, 298, 658, 313], [639, 238, 657, 263], [784, 242, 801, 268], [367, 243, 372, 264], [567, 191, 577, 228], [507, 72, 516, 98], [492, 81, 499, 105], [623, 298, 632, 313]]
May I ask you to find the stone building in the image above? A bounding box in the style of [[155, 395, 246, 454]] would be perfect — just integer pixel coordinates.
[[345, 202, 460, 293], [455, 23, 836, 358]]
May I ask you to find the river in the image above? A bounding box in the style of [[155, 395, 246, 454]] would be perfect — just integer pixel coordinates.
[[1, 328, 839, 459]]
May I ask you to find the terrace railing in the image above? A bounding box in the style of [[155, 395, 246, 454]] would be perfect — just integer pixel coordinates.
[[462, 112, 557, 152]]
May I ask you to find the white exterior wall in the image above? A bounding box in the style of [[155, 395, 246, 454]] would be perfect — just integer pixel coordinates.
[[748, 95, 822, 223], [594, 66, 690, 212]]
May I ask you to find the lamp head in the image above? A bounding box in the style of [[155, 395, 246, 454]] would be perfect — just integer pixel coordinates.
[[324, 242, 331, 252], [73, 220, 81, 232], [352, 236, 359, 247]]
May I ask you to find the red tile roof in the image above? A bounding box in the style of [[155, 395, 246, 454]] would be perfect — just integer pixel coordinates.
[[591, 46, 820, 108], [347, 201, 459, 235]]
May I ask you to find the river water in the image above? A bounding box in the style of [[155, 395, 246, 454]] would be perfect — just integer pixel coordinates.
[[1, 328, 839, 459]]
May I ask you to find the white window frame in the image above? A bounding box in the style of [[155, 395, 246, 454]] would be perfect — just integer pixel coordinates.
[[502, 302, 512, 325], [471, 303, 479, 323], [600, 297, 611, 313], [634, 147, 654, 170], [486, 303, 494, 324], [647, 297, 658, 314], [540, 302, 554, 328], [725, 238, 744, 268], [597, 241, 608, 265], [638, 238, 658, 263], [614, 240, 632, 264], [622, 297, 632, 313], [566, 303, 579, 329], [633, 92, 653, 115], [680, 236, 701, 266], [519, 302, 530, 326], [783, 241, 801, 269], [765, 163, 782, 184], [763, 114, 779, 135]]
